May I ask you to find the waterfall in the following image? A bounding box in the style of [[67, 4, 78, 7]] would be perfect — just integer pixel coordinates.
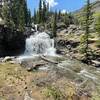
[[24, 32, 56, 56]]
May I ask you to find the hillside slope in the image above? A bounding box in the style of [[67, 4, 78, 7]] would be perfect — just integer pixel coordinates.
[[74, 0, 100, 20]]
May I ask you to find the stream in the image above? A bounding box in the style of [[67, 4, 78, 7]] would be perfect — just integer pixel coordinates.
[[15, 31, 100, 99], [17, 31, 100, 83]]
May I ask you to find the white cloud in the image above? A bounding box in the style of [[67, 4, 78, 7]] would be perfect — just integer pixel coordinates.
[[61, 9, 66, 14], [46, 0, 58, 8]]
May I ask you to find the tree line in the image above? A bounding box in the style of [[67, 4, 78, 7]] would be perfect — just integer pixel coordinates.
[[33, 0, 49, 24], [1, 0, 31, 32]]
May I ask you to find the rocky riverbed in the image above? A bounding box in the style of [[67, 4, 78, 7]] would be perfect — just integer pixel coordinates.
[[0, 55, 100, 100], [0, 23, 99, 100]]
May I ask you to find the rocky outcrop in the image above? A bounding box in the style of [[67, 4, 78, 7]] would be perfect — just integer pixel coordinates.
[[57, 39, 79, 49], [58, 24, 85, 35], [24, 27, 35, 38], [0, 25, 25, 56], [67, 25, 85, 34]]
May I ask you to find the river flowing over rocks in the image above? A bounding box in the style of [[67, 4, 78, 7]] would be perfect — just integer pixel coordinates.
[[12, 31, 100, 100], [0, 29, 99, 99]]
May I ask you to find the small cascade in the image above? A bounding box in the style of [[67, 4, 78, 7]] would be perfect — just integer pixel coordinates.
[[24, 32, 56, 56], [34, 24, 38, 31]]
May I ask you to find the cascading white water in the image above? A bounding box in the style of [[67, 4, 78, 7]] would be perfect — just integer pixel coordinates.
[[24, 32, 56, 56], [34, 24, 38, 31]]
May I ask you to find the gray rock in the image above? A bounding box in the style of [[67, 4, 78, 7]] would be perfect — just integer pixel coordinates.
[[0, 57, 3, 62], [38, 25, 45, 32], [68, 24, 77, 30], [60, 29, 68, 34], [57, 22, 66, 29], [20, 60, 33, 69], [0, 18, 5, 25], [64, 24, 85, 34], [24, 92, 34, 100], [2, 56, 15, 62]]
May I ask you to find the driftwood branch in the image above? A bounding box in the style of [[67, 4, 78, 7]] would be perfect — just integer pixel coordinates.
[[40, 55, 58, 64], [26, 55, 58, 71]]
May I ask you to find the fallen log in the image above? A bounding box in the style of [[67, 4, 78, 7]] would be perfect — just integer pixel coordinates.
[[40, 55, 58, 64]]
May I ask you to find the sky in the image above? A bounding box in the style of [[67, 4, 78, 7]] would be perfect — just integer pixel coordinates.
[[27, 0, 96, 16]]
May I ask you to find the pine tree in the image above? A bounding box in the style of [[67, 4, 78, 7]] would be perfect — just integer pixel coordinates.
[[1, 0, 31, 31], [52, 11, 57, 38], [68, 13, 74, 24], [2, 1, 14, 28], [27, 9, 31, 26], [42, 1, 47, 23], [33, 0, 49, 24], [64, 12, 70, 27], [11, 0, 20, 29], [34, 9, 37, 24], [16, 0, 31, 31], [80, 0, 93, 61], [46, 2, 50, 18], [38, 0, 42, 23], [17, 0, 26, 31], [58, 10, 61, 19], [24, 0, 29, 26], [95, 13, 100, 47], [47, 2, 49, 12], [36, 10, 40, 24], [18, 5, 25, 31]]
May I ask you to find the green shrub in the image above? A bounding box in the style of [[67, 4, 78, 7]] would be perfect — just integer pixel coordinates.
[[44, 86, 64, 100]]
